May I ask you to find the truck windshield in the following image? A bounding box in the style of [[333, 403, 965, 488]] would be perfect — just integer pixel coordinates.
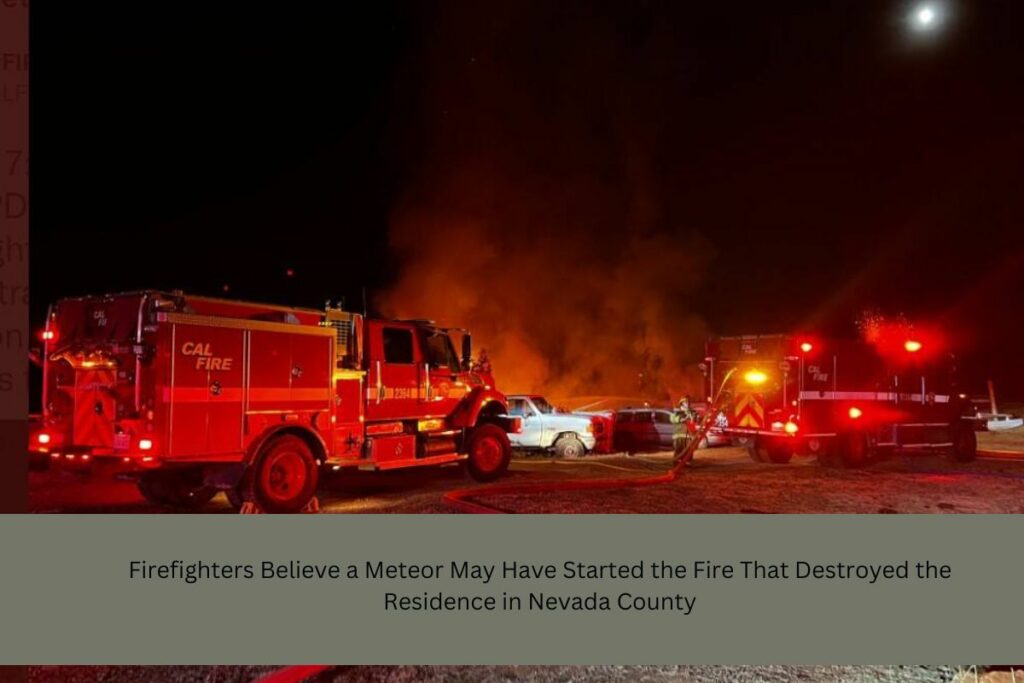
[[532, 397, 555, 414]]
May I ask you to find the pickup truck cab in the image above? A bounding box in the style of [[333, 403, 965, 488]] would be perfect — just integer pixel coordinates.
[[506, 395, 596, 457]]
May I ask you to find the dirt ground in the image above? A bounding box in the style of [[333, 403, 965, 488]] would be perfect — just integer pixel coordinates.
[[28, 438, 1024, 514], [977, 426, 1024, 452], [25, 665, 980, 683]]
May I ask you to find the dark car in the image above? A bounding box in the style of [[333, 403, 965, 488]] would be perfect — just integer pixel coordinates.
[[613, 408, 676, 453], [613, 406, 731, 453]]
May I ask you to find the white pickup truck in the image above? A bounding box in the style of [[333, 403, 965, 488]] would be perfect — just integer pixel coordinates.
[[506, 394, 596, 457]]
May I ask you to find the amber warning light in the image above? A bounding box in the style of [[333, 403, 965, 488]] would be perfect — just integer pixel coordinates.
[[743, 369, 768, 385]]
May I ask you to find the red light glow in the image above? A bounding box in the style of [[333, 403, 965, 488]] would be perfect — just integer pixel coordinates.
[[783, 421, 799, 434], [849, 407, 863, 419], [138, 438, 154, 451], [37, 432, 51, 444], [799, 342, 813, 353], [904, 340, 922, 353]]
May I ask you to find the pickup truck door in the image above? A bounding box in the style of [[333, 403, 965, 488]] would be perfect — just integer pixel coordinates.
[[519, 399, 544, 447]]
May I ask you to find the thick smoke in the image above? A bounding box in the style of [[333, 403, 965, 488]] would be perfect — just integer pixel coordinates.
[[378, 2, 713, 402]]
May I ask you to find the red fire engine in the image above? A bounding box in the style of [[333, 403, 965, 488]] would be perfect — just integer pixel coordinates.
[[701, 333, 978, 467], [29, 291, 520, 511]]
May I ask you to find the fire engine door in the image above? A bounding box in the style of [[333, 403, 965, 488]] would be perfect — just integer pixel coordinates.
[[365, 322, 422, 421], [169, 324, 245, 457], [420, 330, 464, 416]]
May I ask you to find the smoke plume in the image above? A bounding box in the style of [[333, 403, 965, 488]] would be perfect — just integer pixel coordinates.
[[378, 2, 713, 402]]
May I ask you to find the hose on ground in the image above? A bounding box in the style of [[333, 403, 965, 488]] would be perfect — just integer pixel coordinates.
[[444, 370, 739, 514]]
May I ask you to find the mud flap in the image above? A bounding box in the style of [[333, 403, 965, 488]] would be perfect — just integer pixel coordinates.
[[238, 496, 321, 514]]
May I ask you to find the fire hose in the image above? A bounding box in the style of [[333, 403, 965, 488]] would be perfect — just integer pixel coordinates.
[[443, 369, 740, 514], [252, 665, 333, 683]]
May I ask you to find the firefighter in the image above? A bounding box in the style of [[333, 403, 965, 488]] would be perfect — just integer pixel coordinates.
[[671, 395, 697, 461]]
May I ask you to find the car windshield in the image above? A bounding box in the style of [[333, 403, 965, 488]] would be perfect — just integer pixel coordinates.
[[531, 397, 555, 414]]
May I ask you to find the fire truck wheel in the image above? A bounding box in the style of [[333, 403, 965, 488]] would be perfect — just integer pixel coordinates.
[[747, 441, 793, 464], [950, 426, 977, 462], [554, 434, 586, 459], [837, 431, 874, 468], [138, 470, 218, 510], [251, 435, 320, 513], [466, 424, 512, 482]]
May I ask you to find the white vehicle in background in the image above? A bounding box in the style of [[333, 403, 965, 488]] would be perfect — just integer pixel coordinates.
[[506, 395, 596, 458]]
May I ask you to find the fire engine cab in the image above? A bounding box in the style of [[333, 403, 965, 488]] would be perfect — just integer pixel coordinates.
[[30, 291, 520, 511], [702, 333, 978, 467]]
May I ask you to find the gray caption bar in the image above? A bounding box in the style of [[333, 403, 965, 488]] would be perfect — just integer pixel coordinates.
[[0, 515, 1020, 664]]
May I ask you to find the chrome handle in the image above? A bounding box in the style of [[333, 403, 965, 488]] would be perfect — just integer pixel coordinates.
[[375, 361, 383, 404], [424, 363, 431, 401]]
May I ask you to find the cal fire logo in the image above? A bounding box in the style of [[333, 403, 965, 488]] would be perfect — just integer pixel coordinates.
[[181, 342, 234, 371]]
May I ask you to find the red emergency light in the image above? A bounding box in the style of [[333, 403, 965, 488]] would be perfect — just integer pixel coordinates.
[[799, 342, 813, 353], [848, 406, 863, 419], [904, 340, 922, 353], [39, 328, 57, 342]]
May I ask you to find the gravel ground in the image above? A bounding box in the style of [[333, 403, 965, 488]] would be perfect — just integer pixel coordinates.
[[29, 443, 1024, 514], [474, 448, 1024, 514], [26, 667, 278, 683], [317, 665, 961, 683], [25, 666, 971, 683]]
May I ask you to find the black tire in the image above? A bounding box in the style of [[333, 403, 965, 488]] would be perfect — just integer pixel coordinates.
[[249, 435, 319, 513], [950, 426, 977, 462], [765, 443, 794, 464], [465, 423, 512, 482], [553, 434, 586, 459], [747, 440, 793, 464], [138, 469, 217, 510], [836, 431, 874, 468], [815, 438, 844, 467]]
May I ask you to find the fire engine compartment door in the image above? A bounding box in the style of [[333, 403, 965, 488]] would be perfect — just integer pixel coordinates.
[[365, 321, 422, 421], [168, 324, 245, 457]]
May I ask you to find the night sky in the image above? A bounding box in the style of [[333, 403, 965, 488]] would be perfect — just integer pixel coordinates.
[[30, 1, 1024, 398]]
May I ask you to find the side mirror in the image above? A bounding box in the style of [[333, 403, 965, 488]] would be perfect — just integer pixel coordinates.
[[461, 333, 472, 369]]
